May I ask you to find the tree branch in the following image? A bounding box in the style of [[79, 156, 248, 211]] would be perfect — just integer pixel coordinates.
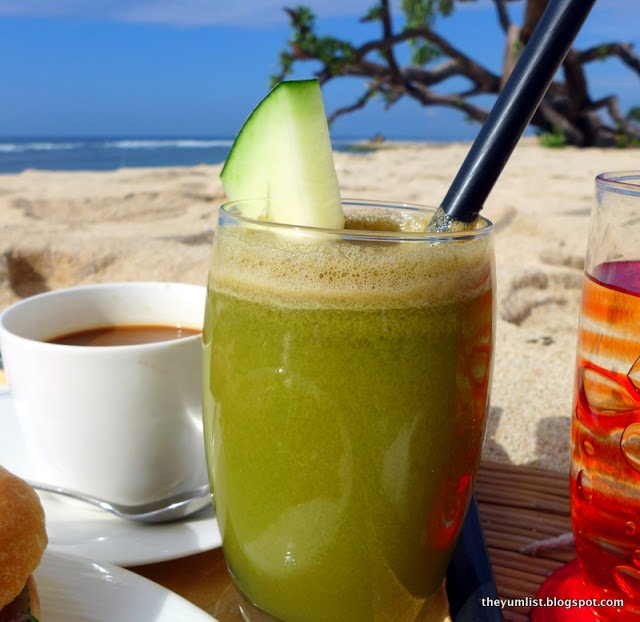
[[315, 59, 389, 84], [407, 83, 490, 124], [577, 42, 640, 76], [533, 99, 585, 145], [562, 49, 589, 116], [379, 0, 402, 84], [277, 3, 640, 148], [355, 26, 500, 91], [327, 84, 380, 125], [402, 59, 471, 86], [501, 23, 521, 87], [522, 0, 548, 43], [589, 95, 640, 138], [493, 0, 511, 33]]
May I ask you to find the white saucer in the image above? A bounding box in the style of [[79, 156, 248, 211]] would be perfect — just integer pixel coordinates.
[[0, 390, 222, 566], [35, 550, 219, 621]]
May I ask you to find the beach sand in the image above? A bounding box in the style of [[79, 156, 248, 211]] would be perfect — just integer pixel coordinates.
[[1, 137, 637, 473]]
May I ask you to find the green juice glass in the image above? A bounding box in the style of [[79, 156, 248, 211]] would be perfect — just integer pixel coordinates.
[[202, 199, 495, 622]]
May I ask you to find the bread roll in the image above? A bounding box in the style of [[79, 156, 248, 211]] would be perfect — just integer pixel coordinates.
[[0, 466, 47, 609]]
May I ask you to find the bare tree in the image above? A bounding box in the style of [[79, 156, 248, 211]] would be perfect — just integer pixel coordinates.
[[273, 1, 640, 147]]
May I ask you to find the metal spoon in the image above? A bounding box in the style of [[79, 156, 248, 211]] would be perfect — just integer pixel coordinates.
[[26, 480, 212, 524]]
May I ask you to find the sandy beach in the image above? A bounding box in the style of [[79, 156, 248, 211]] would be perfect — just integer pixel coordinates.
[[1, 137, 637, 473]]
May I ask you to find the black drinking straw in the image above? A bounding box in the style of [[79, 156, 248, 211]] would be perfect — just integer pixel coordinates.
[[432, 0, 597, 229]]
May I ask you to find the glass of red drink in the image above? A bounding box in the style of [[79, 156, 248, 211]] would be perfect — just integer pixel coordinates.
[[535, 172, 640, 621]]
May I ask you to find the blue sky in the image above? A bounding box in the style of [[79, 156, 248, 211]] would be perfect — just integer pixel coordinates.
[[0, 0, 638, 140]]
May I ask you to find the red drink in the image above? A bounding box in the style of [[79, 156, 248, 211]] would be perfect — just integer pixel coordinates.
[[571, 260, 640, 619]]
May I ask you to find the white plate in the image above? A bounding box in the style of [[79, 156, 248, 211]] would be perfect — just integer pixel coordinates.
[[0, 390, 222, 566], [35, 550, 219, 621]]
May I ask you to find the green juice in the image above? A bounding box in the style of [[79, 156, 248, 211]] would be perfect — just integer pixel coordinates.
[[203, 208, 494, 622]]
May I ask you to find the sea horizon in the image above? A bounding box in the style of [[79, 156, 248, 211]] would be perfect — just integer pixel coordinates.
[[0, 134, 474, 174]]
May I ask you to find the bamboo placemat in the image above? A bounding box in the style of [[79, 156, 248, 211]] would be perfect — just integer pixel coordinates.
[[475, 460, 573, 621]]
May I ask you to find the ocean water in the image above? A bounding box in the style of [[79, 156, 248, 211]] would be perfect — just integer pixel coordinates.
[[0, 137, 366, 174]]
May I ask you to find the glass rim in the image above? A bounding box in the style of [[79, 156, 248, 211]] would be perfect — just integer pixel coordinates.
[[596, 171, 640, 195], [220, 198, 493, 241]]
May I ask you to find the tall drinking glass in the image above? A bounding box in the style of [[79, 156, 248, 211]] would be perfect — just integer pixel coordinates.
[[202, 199, 494, 622], [573, 172, 640, 619], [535, 172, 640, 621]]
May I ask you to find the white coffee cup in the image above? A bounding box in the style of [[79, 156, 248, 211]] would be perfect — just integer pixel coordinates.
[[0, 281, 207, 505]]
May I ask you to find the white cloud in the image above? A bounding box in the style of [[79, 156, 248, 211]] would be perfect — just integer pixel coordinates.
[[1, 0, 637, 46], [0, 0, 373, 26]]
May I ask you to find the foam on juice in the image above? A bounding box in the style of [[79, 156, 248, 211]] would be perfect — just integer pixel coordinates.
[[209, 208, 493, 310]]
